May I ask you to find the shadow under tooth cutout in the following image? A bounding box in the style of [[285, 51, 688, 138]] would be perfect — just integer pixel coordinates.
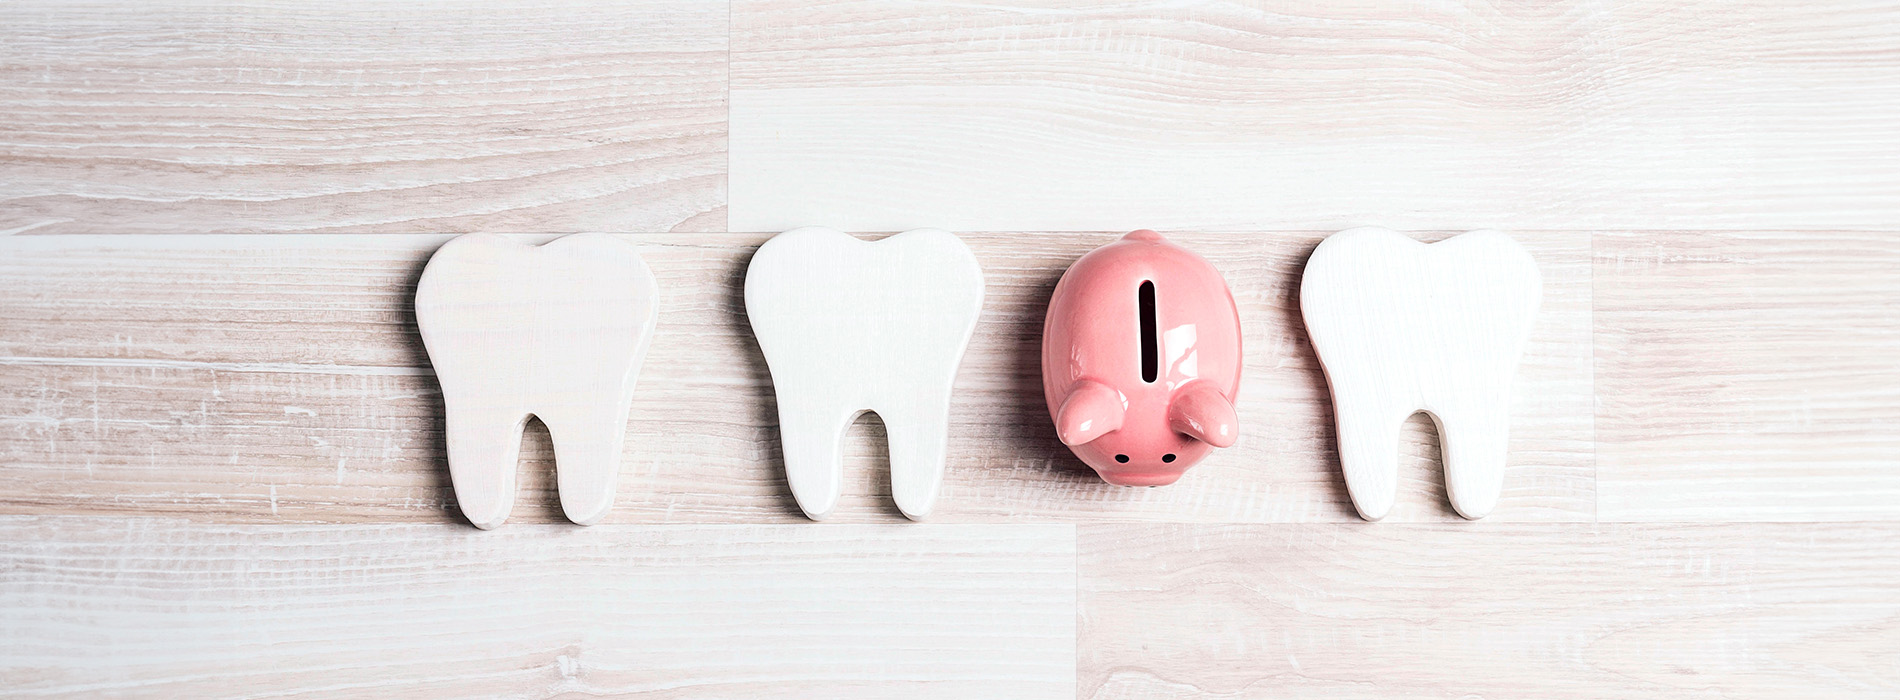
[[415, 234, 660, 529], [1300, 227, 1543, 521], [744, 227, 986, 521]]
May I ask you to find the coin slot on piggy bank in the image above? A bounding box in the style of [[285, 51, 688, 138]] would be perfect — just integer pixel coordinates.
[[1041, 230, 1243, 486], [1138, 280, 1160, 383]]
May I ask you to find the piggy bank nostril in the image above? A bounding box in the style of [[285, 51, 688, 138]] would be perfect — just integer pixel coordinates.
[[1115, 454, 1130, 463], [1162, 453, 1176, 463]]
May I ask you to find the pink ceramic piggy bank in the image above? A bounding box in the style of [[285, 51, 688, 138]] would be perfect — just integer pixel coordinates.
[[1042, 230, 1242, 486]]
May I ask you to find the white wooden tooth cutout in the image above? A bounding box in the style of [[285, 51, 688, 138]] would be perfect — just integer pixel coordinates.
[[744, 227, 985, 521], [1299, 227, 1542, 521], [415, 233, 659, 529]]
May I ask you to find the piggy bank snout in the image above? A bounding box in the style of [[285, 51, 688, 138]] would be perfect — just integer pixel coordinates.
[[1081, 428, 1209, 487], [1057, 382, 1234, 485]]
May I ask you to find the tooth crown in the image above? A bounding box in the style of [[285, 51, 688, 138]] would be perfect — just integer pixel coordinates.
[[1300, 227, 1542, 520], [744, 227, 985, 521], [415, 233, 660, 529]]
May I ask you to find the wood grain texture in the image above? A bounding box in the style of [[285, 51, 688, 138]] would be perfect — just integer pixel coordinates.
[[0, 517, 1077, 698], [0, 231, 1592, 524], [0, 0, 728, 234], [730, 0, 1900, 232], [1595, 233, 1900, 521], [11, 3, 1900, 694], [1079, 522, 1900, 699]]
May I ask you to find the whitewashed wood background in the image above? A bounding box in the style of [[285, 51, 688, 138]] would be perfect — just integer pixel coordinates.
[[3, 1, 1898, 697]]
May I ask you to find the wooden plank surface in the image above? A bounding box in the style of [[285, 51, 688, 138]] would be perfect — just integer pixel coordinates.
[[8, 1, 1900, 696], [0, 232, 1592, 524], [0, 0, 728, 234], [1080, 522, 1900, 699], [0, 517, 1077, 698], [731, 0, 1900, 233], [1595, 233, 1900, 521]]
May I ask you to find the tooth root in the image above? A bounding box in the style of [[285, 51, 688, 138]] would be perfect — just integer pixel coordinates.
[[776, 400, 853, 521], [746, 227, 986, 521], [1329, 385, 1405, 522], [879, 398, 951, 520], [443, 410, 530, 530], [1431, 395, 1514, 520], [1300, 227, 1542, 521], [416, 233, 659, 529], [541, 405, 635, 526], [775, 399, 947, 522]]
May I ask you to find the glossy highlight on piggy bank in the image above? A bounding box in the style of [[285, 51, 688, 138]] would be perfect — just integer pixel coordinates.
[[1041, 230, 1243, 485]]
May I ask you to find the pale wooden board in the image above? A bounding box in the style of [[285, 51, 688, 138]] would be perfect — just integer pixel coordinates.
[[730, 0, 1900, 233], [0, 232, 1592, 524], [0, 0, 728, 234], [1079, 522, 1900, 699], [9, 1, 1900, 693], [1595, 233, 1900, 521], [0, 517, 1076, 698]]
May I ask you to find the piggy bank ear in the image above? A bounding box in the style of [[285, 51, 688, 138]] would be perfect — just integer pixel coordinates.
[[1056, 380, 1125, 446], [1168, 382, 1238, 448]]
